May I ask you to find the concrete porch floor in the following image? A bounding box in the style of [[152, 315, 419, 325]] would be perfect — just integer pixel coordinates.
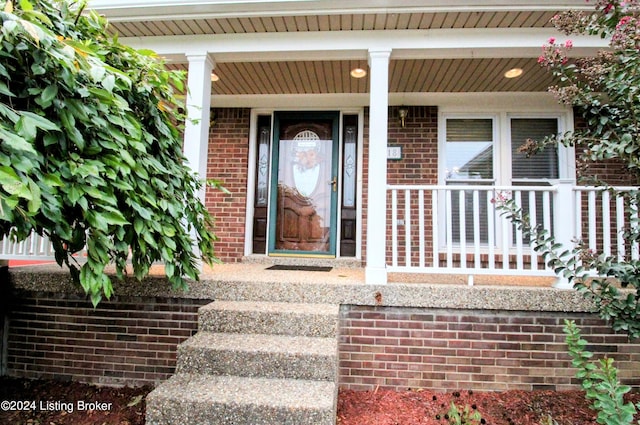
[[8, 259, 592, 313], [198, 262, 556, 288]]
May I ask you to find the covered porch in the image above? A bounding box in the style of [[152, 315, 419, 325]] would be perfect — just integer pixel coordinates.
[[3, 1, 617, 287], [87, 1, 611, 286]]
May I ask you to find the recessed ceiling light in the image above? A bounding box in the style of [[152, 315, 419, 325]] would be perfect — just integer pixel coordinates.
[[504, 68, 523, 79], [350, 68, 367, 78], [210, 73, 220, 82]]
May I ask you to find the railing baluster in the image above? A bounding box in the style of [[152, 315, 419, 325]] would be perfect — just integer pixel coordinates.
[[432, 189, 439, 269], [528, 190, 538, 270], [574, 189, 583, 246], [473, 190, 480, 270], [404, 189, 411, 267], [459, 190, 466, 269], [391, 189, 398, 267], [631, 201, 639, 260], [602, 190, 611, 257], [588, 190, 597, 251], [487, 191, 495, 270], [616, 194, 625, 261], [514, 190, 524, 270], [542, 190, 552, 271], [446, 189, 453, 268], [418, 189, 425, 268], [500, 193, 510, 271]]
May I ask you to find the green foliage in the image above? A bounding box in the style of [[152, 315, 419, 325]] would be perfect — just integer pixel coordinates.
[[497, 1, 640, 338], [564, 320, 640, 425], [443, 402, 483, 425], [497, 194, 640, 339], [0, 0, 218, 305], [535, 1, 640, 180]]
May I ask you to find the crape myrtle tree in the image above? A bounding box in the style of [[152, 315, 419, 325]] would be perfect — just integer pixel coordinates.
[[498, 0, 640, 338], [0, 0, 219, 305]]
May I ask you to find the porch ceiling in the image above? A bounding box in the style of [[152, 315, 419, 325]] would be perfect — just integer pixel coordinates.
[[89, 1, 592, 96], [107, 10, 559, 37], [167, 57, 555, 95]]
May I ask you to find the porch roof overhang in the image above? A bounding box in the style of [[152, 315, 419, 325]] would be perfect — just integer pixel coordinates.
[[87, 0, 607, 107], [89, 0, 592, 21]]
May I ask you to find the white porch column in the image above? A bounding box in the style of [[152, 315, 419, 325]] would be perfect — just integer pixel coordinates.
[[183, 53, 213, 263], [183, 53, 214, 200], [365, 49, 391, 285]]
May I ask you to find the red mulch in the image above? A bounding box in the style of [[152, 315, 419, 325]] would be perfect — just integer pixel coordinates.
[[338, 388, 640, 425], [0, 377, 150, 425], [1, 377, 639, 424]]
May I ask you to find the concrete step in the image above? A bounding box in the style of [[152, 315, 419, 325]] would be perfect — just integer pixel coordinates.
[[198, 300, 339, 337], [176, 332, 337, 381], [146, 374, 337, 425]]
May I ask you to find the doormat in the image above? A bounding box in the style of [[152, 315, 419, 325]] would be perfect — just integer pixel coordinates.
[[266, 265, 333, 272]]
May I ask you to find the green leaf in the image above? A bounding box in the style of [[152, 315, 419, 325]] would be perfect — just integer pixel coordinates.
[[102, 210, 129, 225], [26, 179, 41, 213], [102, 74, 116, 92], [39, 84, 58, 107], [21, 111, 60, 132], [0, 81, 14, 97], [0, 127, 36, 154]]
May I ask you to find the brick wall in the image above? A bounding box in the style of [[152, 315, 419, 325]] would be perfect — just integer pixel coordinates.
[[385, 106, 438, 265], [206, 108, 250, 262], [5, 291, 211, 386], [339, 305, 640, 392], [361, 106, 439, 264]]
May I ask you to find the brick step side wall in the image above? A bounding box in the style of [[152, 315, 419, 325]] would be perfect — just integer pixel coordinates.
[[5, 293, 640, 392], [5, 291, 212, 386], [339, 305, 640, 392]]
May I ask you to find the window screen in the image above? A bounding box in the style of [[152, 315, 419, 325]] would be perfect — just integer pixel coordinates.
[[510, 118, 559, 244], [445, 119, 493, 181], [511, 118, 558, 180]]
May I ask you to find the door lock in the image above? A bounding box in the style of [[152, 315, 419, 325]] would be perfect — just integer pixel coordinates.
[[329, 177, 337, 192]]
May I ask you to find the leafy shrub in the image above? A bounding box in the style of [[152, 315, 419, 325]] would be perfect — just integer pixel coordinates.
[[564, 320, 640, 425]]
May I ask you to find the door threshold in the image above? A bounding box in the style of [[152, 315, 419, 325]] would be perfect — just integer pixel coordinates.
[[242, 254, 363, 269], [269, 253, 335, 259]]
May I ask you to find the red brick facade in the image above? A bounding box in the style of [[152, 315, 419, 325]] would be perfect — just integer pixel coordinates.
[[5, 291, 211, 386], [206, 108, 251, 262], [339, 306, 640, 392], [205, 107, 637, 264]]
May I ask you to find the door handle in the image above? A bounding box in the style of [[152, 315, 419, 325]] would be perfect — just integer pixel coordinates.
[[329, 177, 337, 192]]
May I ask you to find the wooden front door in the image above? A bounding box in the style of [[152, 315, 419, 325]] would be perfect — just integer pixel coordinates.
[[268, 112, 339, 256]]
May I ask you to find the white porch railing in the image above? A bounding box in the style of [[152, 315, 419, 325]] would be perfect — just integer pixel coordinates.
[[0, 231, 58, 261], [387, 181, 639, 279]]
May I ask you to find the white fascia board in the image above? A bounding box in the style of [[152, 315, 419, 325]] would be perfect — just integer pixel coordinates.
[[121, 28, 607, 61], [89, 0, 590, 21], [210, 92, 567, 110]]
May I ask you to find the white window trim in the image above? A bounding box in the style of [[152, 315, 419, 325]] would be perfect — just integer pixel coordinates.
[[438, 110, 575, 186]]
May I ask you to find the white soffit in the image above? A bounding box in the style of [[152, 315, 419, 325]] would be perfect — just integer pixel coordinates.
[[89, 0, 591, 21]]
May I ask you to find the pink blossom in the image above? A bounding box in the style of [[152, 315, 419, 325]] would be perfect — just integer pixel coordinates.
[[565, 39, 573, 48], [548, 37, 556, 44], [618, 16, 632, 26]]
